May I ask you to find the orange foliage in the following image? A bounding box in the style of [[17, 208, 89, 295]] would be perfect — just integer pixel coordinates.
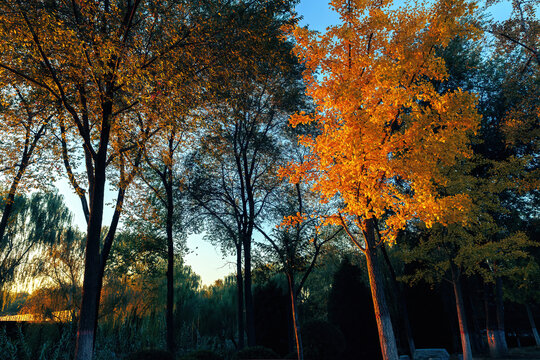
[[281, 0, 481, 243]]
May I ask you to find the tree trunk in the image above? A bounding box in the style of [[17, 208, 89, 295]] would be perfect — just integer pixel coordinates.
[[450, 263, 473, 360], [380, 244, 416, 358], [466, 281, 484, 354], [0, 155, 29, 243], [485, 282, 500, 357], [243, 236, 256, 346], [74, 162, 107, 360], [525, 304, 540, 346], [287, 272, 304, 360], [74, 102, 112, 360], [363, 218, 399, 360], [236, 242, 245, 349], [166, 184, 175, 354], [485, 279, 508, 357], [494, 278, 508, 355]]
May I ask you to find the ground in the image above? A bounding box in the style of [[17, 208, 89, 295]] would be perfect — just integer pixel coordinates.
[[449, 346, 540, 360]]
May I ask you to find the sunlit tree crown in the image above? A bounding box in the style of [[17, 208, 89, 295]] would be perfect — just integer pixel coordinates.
[[282, 0, 481, 241]]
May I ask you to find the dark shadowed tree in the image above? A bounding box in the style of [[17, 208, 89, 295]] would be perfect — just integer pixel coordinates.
[[328, 257, 381, 360], [188, 0, 303, 347]]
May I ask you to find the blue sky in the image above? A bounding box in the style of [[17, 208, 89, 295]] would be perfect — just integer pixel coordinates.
[[59, 0, 514, 286]]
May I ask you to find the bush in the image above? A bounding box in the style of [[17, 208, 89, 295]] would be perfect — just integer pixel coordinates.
[[179, 349, 223, 360], [235, 346, 280, 359], [302, 320, 345, 360], [124, 349, 174, 360], [283, 352, 298, 359]]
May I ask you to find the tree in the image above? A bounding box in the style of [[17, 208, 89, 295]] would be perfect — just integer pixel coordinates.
[[136, 120, 196, 353], [472, 3, 539, 353], [0, 191, 73, 289], [282, 0, 480, 358], [0, 84, 52, 254], [487, 0, 539, 66], [22, 225, 85, 323], [188, 0, 303, 347], [0, 1, 211, 358], [256, 173, 342, 360]]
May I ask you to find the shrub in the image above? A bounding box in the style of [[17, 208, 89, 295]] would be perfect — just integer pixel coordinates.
[[302, 320, 345, 360], [235, 346, 280, 359], [124, 349, 174, 360], [283, 352, 298, 359], [179, 349, 223, 360]]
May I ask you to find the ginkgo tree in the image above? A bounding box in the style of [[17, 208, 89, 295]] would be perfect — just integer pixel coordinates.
[[281, 0, 480, 359]]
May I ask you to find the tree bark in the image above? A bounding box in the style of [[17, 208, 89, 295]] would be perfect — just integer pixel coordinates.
[[74, 101, 112, 360], [236, 241, 245, 349], [466, 281, 484, 354], [494, 278, 508, 355], [362, 218, 399, 360], [243, 236, 256, 346], [484, 279, 508, 357], [450, 263, 473, 360], [380, 243, 416, 358], [287, 272, 304, 360], [166, 179, 175, 354], [74, 159, 107, 360], [485, 282, 500, 357], [525, 304, 540, 346]]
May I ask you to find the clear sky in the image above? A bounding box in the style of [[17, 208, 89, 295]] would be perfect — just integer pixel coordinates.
[[296, 0, 339, 31], [57, 0, 513, 286]]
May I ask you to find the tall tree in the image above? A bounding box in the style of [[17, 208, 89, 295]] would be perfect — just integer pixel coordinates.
[[282, 0, 480, 358], [0, 2, 211, 358], [188, 0, 303, 347], [479, 1, 539, 352], [136, 124, 194, 353]]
